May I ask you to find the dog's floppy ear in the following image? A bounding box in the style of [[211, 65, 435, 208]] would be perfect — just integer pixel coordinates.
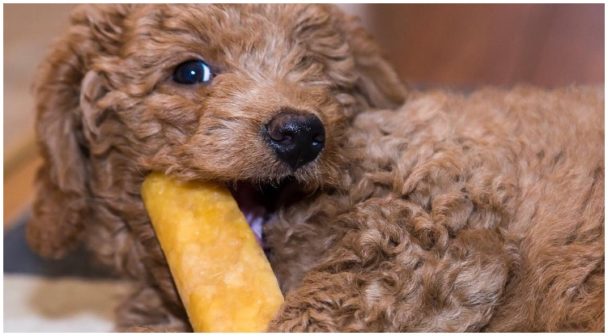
[[27, 4, 130, 259], [332, 6, 406, 109]]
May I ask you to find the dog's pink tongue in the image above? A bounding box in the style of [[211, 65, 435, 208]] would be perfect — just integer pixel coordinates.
[[245, 212, 264, 245], [230, 183, 265, 246]]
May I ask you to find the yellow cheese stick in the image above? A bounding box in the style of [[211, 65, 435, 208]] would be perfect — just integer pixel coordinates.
[[141, 172, 284, 332]]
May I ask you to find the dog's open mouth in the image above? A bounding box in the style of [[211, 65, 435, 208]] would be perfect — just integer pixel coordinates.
[[228, 178, 303, 247]]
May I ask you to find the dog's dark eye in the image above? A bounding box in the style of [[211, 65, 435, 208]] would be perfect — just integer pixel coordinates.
[[173, 60, 213, 85]]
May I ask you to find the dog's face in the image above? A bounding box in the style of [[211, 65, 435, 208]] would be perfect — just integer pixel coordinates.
[[80, 4, 404, 184], [96, 5, 353, 184], [28, 4, 405, 257]]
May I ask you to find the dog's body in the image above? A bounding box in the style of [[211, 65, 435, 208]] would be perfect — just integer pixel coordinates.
[[27, 4, 603, 332], [268, 87, 604, 331]]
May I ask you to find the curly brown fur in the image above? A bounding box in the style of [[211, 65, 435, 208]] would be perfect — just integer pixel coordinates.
[[27, 4, 603, 332], [268, 86, 604, 331]]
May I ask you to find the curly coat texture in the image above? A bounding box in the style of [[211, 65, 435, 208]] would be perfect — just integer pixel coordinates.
[[268, 87, 604, 331], [27, 4, 603, 332]]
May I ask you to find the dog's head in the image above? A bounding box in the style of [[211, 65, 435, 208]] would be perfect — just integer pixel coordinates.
[[27, 4, 405, 258]]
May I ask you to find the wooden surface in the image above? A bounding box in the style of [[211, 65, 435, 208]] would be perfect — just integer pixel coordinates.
[[366, 4, 604, 88], [4, 157, 41, 226], [4, 4, 74, 226], [3, 4, 604, 226]]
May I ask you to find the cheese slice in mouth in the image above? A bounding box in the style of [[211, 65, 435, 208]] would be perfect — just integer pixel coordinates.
[[141, 172, 284, 332]]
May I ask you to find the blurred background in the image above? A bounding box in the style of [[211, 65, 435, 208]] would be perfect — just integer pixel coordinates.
[[3, 3, 604, 332]]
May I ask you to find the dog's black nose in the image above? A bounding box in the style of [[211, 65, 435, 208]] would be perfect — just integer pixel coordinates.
[[265, 109, 325, 170]]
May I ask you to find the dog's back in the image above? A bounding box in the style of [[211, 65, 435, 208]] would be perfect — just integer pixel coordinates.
[[480, 86, 604, 331], [343, 85, 603, 331]]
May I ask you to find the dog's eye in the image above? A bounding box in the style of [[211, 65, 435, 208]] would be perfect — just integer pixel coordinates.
[[173, 60, 213, 85]]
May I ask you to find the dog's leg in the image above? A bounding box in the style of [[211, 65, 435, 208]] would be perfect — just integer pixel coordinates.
[[269, 198, 514, 332], [115, 284, 191, 332]]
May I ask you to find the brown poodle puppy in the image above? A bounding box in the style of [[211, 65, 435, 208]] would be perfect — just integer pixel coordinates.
[[27, 4, 603, 332]]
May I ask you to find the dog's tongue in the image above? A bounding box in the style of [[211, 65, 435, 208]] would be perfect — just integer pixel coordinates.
[[230, 182, 266, 245], [244, 212, 264, 245]]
